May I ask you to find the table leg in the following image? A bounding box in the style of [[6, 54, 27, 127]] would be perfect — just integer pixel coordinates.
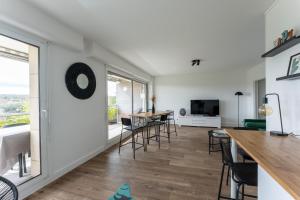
[[144, 125, 148, 151], [231, 139, 237, 198]]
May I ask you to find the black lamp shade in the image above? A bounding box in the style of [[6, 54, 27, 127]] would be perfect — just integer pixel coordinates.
[[235, 91, 243, 96]]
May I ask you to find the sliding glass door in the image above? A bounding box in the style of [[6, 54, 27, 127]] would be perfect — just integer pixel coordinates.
[[0, 34, 41, 185], [107, 72, 147, 140]]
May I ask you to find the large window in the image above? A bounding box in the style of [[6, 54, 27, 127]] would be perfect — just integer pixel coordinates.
[[107, 72, 147, 140], [0, 34, 41, 185]]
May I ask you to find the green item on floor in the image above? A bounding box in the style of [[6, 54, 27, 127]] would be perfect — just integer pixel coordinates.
[[108, 183, 133, 200]]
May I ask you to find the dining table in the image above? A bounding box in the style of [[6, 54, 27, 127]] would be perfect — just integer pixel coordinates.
[[130, 111, 172, 151], [0, 125, 30, 176]]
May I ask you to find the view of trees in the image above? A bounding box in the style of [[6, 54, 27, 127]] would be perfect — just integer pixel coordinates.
[[108, 96, 118, 123], [0, 94, 30, 128]]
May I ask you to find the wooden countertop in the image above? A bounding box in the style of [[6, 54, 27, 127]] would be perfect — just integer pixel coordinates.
[[225, 129, 300, 200]]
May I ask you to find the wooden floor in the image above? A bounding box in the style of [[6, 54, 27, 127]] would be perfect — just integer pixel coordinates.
[[26, 126, 255, 200]]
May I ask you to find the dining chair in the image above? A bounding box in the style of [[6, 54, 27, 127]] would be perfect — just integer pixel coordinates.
[[218, 140, 257, 200], [119, 118, 145, 159], [0, 176, 18, 200]]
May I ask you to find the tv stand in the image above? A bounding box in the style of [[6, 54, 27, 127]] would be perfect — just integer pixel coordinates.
[[177, 115, 221, 128]]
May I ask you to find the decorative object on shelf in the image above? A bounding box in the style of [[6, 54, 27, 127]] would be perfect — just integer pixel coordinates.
[[273, 29, 295, 47], [258, 93, 288, 136], [262, 36, 300, 58], [273, 37, 282, 47], [151, 96, 156, 113], [235, 91, 243, 128], [276, 52, 300, 81], [287, 53, 300, 75], [179, 108, 186, 116], [65, 62, 96, 100]]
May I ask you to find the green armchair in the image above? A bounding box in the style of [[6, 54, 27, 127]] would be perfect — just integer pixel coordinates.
[[243, 119, 266, 130]]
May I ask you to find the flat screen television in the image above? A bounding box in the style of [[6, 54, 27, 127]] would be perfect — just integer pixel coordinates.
[[191, 100, 219, 116]]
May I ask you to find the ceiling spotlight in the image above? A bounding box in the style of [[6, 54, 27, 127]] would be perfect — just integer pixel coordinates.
[[192, 59, 201, 66]]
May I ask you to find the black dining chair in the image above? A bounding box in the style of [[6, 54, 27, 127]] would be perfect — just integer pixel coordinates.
[[0, 176, 18, 200], [218, 140, 257, 200], [119, 118, 145, 159]]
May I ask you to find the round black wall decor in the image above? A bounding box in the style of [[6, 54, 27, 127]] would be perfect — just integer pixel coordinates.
[[65, 62, 96, 99]]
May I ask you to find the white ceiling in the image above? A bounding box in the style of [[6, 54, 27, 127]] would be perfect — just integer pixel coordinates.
[[26, 0, 274, 76]]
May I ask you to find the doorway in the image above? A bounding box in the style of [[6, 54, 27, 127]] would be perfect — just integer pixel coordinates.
[[255, 79, 266, 119]]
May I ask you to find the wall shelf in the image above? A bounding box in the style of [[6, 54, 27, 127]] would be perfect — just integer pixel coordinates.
[[262, 36, 300, 58], [276, 73, 300, 81]]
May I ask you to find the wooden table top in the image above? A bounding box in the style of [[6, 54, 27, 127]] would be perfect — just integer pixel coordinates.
[[130, 111, 171, 118], [225, 129, 300, 199]]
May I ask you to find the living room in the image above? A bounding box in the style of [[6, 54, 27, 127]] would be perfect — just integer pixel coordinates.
[[0, 0, 299, 199]]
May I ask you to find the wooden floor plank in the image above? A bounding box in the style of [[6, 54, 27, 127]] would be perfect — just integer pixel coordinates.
[[26, 126, 255, 199]]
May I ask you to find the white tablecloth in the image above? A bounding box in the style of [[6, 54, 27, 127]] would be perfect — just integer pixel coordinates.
[[0, 125, 30, 175]]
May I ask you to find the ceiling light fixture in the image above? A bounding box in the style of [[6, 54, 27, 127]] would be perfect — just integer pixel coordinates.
[[192, 59, 201, 66]]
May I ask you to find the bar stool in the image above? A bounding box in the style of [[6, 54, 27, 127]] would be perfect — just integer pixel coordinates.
[[208, 130, 230, 154], [218, 140, 257, 200], [165, 110, 177, 136], [119, 118, 145, 159]]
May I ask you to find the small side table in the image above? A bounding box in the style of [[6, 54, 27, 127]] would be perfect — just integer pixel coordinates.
[[208, 129, 230, 154]]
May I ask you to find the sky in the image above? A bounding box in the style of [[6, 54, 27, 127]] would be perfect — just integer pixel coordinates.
[[0, 56, 29, 95]]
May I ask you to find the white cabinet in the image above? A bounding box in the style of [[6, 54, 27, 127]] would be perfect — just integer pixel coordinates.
[[177, 115, 221, 128]]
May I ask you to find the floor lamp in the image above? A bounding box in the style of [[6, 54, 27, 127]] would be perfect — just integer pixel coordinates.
[[235, 91, 243, 127]]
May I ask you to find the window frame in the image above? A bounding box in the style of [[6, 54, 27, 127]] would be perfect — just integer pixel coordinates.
[[0, 22, 49, 198], [106, 70, 148, 141]]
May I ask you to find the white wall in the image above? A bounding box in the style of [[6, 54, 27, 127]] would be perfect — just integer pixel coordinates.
[[0, 0, 153, 198], [265, 0, 300, 135], [259, 0, 300, 199], [155, 64, 265, 127]]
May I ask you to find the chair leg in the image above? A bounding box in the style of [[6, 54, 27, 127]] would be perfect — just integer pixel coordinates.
[[167, 122, 170, 143], [119, 130, 123, 154], [136, 133, 139, 142], [218, 164, 225, 200], [209, 135, 211, 154], [174, 120, 177, 136], [132, 132, 136, 159], [226, 165, 230, 185], [147, 126, 150, 144], [158, 125, 161, 149], [155, 125, 158, 141], [242, 184, 245, 200], [236, 183, 242, 200], [18, 153, 23, 177], [23, 154, 27, 173], [142, 130, 145, 152]]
